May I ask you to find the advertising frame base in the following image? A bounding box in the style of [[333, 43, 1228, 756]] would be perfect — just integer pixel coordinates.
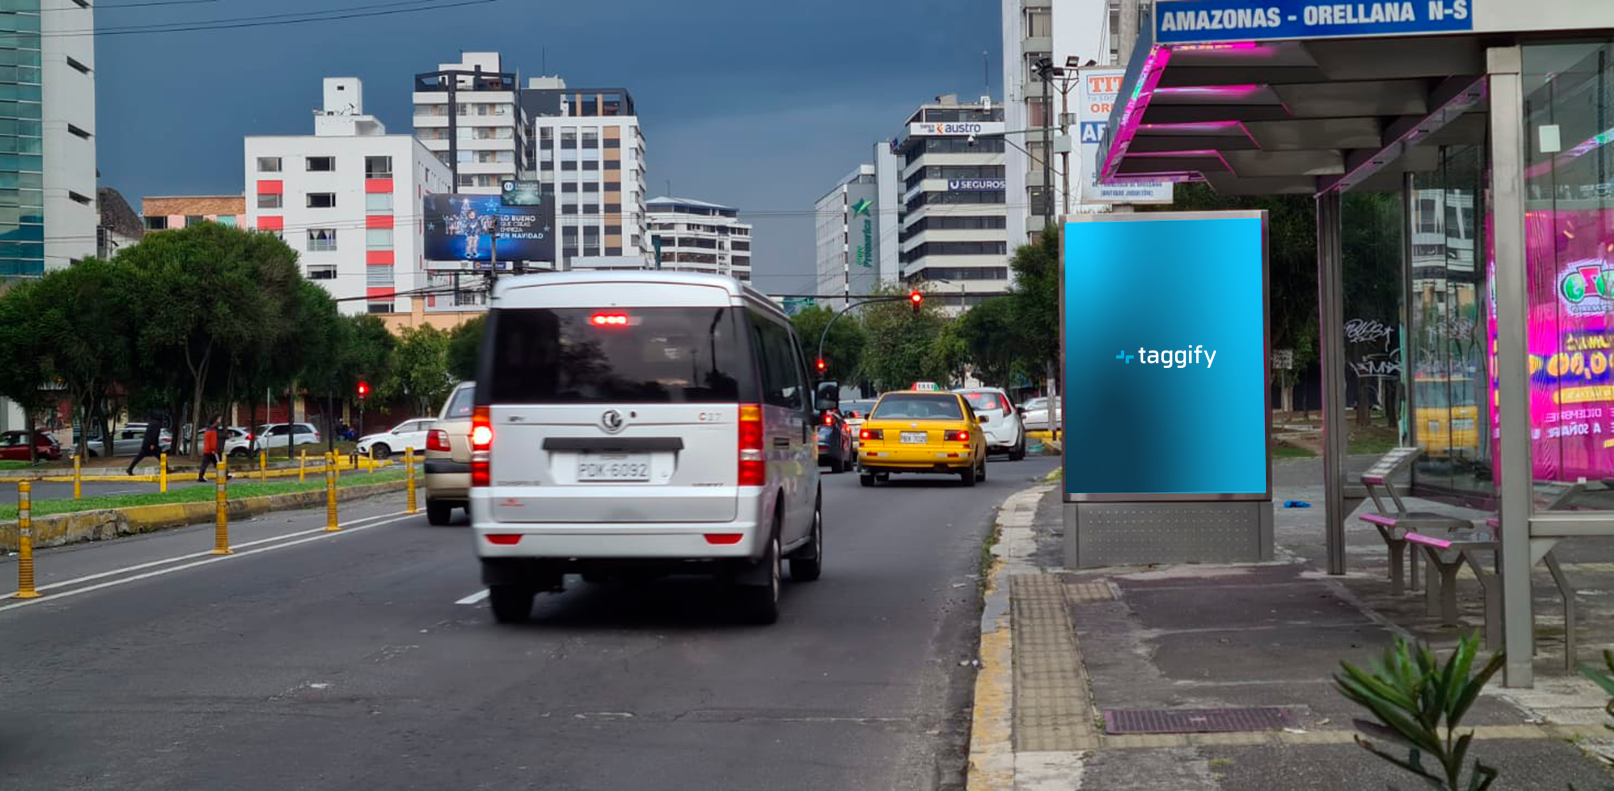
[[1063, 500, 1274, 568]]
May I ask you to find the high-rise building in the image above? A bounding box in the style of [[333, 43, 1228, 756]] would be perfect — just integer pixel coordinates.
[[412, 52, 526, 195], [893, 97, 1008, 314], [245, 78, 452, 315], [646, 197, 751, 281], [523, 79, 649, 269], [814, 164, 881, 310]]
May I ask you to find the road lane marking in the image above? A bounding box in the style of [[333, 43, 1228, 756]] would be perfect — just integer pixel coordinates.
[[0, 512, 414, 612], [455, 589, 490, 605]]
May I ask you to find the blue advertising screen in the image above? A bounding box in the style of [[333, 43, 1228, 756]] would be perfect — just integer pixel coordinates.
[[1063, 213, 1268, 497], [424, 193, 555, 263]]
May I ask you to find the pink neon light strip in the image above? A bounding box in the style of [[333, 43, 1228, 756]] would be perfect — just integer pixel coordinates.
[[1100, 45, 1173, 184]]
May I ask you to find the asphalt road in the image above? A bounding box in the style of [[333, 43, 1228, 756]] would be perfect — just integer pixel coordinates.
[[0, 454, 1057, 791]]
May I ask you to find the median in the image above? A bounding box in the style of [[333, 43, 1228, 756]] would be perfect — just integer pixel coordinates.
[[0, 469, 411, 551]]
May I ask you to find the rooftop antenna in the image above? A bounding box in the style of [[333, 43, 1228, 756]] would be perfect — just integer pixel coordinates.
[[982, 50, 989, 97]]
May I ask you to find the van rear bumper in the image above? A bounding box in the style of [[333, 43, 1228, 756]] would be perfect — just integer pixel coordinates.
[[472, 518, 764, 560]]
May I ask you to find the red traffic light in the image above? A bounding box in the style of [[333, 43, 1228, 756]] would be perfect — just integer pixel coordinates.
[[816, 358, 827, 372], [357, 380, 370, 399], [909, 290, 923, 314]]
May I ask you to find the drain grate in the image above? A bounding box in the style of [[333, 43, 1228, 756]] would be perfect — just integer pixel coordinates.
[[1103, 707, 1294, 735]]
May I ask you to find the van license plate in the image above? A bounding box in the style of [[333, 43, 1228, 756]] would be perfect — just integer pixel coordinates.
[[900, 432, 927, 444], [577, 454, 650, 482]]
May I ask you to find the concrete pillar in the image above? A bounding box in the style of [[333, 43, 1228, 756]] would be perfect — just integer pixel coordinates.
[[1317, 191, 1347, 575]]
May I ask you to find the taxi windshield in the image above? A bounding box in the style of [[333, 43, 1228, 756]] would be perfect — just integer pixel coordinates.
[[872, 394, 963, 420]]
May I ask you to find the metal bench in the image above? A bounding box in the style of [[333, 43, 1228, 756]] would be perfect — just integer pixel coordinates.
[[1358, 447, 1476, 596]]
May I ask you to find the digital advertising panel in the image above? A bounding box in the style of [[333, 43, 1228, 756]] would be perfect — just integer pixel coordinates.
[[1062, 212, 1269, 499], [423, 193, 554, 264]]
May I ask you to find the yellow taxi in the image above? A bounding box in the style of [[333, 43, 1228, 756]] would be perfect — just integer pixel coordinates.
[[856, 387, 988, 487]]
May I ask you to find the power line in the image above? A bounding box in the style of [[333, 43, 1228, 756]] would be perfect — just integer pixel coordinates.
[[44, 0, 499, 38]]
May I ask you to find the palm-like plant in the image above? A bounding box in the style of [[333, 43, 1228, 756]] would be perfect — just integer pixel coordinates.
[[1335, 633, 1504, 790]]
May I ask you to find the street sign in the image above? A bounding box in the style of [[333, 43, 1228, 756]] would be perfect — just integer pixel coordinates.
[[1153, 0, 1473, 45], [1273, 349, 1294, 370]]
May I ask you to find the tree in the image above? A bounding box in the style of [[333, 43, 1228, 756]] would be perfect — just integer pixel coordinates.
[[447, 315, 486, 383], [1005, 229, 1061, 392], [858, 284, 950, 390], [931, 319, 969, 386], [391, 325, 454, 417], [21, 259, 137, 459], [955, 296, 1019, 387], [0, 280, 57, 461], [789, 305, 866, 383]]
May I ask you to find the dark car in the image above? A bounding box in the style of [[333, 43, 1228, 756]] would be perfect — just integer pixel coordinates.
[[817, 410, 853, 474], [0, 430, 61, 462]]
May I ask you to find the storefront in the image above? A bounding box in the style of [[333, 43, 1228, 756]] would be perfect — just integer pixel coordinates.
[[1097, 1, 1614, 686]]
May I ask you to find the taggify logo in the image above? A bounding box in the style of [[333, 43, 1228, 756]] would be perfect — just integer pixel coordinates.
[[1115, 346, 1217, 369]]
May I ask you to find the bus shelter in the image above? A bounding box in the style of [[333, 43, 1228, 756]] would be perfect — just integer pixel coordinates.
[[1097, 0, 1614, 686]]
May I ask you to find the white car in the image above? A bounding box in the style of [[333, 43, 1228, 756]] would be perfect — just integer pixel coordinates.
[[1021, 397, 1062, 433], [255, 423, 323, 451], [956, 387, 1026, 460], [841, 399, 877, 450], [356, 418, 435, 460]]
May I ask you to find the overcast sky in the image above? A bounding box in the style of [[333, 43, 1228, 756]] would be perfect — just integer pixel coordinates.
[[96, 0, 1004, 294]]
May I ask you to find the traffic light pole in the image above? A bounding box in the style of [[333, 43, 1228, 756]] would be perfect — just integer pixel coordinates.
[[815, 292, 921, 379]]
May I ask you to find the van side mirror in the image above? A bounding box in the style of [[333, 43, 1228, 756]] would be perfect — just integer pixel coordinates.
[[815, 381, 840, 413]]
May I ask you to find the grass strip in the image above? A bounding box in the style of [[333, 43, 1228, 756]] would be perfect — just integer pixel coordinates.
[[0, 469, 408, 521]]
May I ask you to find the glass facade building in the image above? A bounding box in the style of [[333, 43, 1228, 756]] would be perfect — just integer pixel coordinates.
[[0, 1, 42, 278]]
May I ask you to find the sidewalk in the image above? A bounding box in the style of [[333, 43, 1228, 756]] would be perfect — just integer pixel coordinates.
[[968, 458, 1614, 790]]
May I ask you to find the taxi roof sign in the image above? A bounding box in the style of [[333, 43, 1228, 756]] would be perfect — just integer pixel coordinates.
[[911, 381, 941, 392]]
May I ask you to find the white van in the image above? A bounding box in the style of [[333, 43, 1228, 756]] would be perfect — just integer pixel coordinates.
[[470, 272, 830, 624]]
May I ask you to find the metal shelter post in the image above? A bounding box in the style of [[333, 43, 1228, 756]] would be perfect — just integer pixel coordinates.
[[1488, 46, 1535, 688], [1317, 191, 1347, 575]]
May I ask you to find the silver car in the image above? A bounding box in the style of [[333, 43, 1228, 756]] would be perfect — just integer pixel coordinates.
[[470, 272, 828, 625]]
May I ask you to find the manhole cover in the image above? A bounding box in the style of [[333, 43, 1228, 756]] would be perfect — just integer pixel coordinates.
[[1103, 707, 1293, 735]]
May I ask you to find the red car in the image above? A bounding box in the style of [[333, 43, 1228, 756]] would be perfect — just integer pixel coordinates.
[[0, 430, 62, 462]]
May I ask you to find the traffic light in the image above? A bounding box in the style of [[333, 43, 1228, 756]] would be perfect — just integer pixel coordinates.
[[816, 358, 827, 373], [909, 290, 923, 315], [357, 380, 369, 401]]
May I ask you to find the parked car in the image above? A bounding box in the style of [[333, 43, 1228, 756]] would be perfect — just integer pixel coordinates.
[[471, 271, 827, 625], [255, 423, 322, 450], [1021, 396, 1062, 433], [424, 381, 475, 525], [0, 430, 61, 461], [81, 423, 173, 457], [356, 418, 434, 460], [816, 410, 853, 473], [179, 426, 255, 457], [957, 387, 1026, 460]]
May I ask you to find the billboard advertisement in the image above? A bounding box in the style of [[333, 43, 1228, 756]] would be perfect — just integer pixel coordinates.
[[424, 193, 554, 264], [1063, 212, 1269, 498], [907, 121, 1005, 137], [500, 179, 544, 206], [1075, 69, 1174, 205]]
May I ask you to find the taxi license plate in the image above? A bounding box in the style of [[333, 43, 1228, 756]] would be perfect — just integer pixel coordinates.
[[900, 431, 927, 444], [577, 453, 650, 482]]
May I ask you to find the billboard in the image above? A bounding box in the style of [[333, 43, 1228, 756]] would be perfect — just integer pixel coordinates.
[[424, 193, 554, 264], [908, 121, 1005, 137], [1076, 69, 1174, 205], [948, 178, 1006, 191], [1062, 212, 1269, 498], [500, 179, 544, 206]]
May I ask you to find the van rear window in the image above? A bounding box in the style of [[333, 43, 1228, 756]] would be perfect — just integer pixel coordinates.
[[483, 307, 745, 404]]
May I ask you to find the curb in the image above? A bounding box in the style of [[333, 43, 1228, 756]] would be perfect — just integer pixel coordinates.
[[967, 480, 1056, 791], [0, 479, 407, 551]]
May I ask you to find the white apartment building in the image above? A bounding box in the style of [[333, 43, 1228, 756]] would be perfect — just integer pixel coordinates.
[[41, 0, 96, 273], [245, 78, 452, 316], [525, 80, 650, 267], [646, 197, 752, 282], [814, 164, 880, 309], [894, 98, 1009, 314], [412, 52, 526, 195]]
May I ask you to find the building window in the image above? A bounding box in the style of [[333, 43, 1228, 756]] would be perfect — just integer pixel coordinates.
[[604, 203, 622, 213], [307, 265, 337, 280], [257, 157, 281, 173], [1025, 6, 1052, 37], [307, 228, 337, 252], [603, 159, 620, 170], [605, 180, 621, 192], [561, 131, 577, 149], [604, 138, 621, 149], [582, 131, 599, 149], [258, 193, 282, 209], [581, 160, 599, 171], [366, 265, 394, 286], [367, 303, 395, 314], [457, 175, 475, 187], [561, 160, 577, 171], [306, 193, 336, 208], [366, 228, 393, 250], [562, 183, 578, 193], [582, 182, 600, 193], [306, 156, 335, 172], [605, 224, 622, 235], [145, 216, 168, 230], [365, 156, 392, 179], [562, 204, 578, 215], [184, 215, 204, 226], [365, 192, 392, 212]]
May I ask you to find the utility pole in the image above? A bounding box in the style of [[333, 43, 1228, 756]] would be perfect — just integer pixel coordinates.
[[1118, 0, 1140, 65], [1060, 75, 1074, 216], [1037, 58, 1055, 229]]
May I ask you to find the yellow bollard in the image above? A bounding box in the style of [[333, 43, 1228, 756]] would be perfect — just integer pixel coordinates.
[[299, 450, 306, 483], [159, 452, 168, 493], [13, 481, 39, 598], [324, 452, 340, 531], [259, 450, 267, 483], [368, 446, 376, 475], [405, 446, 417, 514], [211, 455, 232, 555], [72, 454, 81, 500]]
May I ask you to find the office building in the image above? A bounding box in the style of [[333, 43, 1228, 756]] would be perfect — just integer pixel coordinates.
[[893, 97, 1008, 313], [412, 52, 526, 195], [142, 195, 245, 231], [524, 79, 650, 268], [245, 78, 452, 315], [814, 164, 881, 309], [646, 197, 751, 281]]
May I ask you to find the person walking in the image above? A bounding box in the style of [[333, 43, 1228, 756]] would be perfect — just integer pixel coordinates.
[[196, 415, 232, 483], [126, 415, 165, 476]]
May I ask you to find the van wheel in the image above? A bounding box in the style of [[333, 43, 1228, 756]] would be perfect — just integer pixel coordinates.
[[1009, 437, 1026, 461], [978, 458, 987, 482], [790, 498, 823, 582], [743, 532, 781, 624], [488, 585, 534, 624], [960, 463, 977, 487], [426, 498, 452, 526], [859, 472, 875, 487]]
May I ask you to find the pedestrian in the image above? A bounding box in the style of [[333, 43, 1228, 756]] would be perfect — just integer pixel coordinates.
[[195, 415, 232, 483], [126, 414, 165, 476]]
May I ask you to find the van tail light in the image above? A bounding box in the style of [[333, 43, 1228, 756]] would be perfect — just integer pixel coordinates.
[[860, 428, 883, 441], [427, 429, 451, 452], [949, 430, 972, 442], [738, 403, 764, 486], [1000, 395, 1013, 412], [470, 406, 493, 487], [823, 411, 833, 426]]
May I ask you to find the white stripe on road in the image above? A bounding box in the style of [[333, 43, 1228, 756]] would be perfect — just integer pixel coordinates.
[[455, 589, 490, 605], [0, 512, 414, 613]]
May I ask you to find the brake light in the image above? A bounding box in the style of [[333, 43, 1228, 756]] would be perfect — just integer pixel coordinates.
[[590, 312, 629, 327], [470, 406, 492, 487], [949, 430, 971, 442], [823, 412, 834, 426], [427, 429, 451, 452], [1000, 395, 1013, 412], [860, 428, 883, 441], [484, 534, 521, 545], [738, 403, 764, 486], [704, 533, 743, 545]]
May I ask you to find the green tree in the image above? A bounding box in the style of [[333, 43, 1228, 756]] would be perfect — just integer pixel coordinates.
[[931, 319, 970, 386], [391, 325, 454, 416], [447, 315, 486, 383], [1005, 229, 1061, 392], [859, 284, 949, 390], [0, 279, 57, 461], [789, 305, 866, 382], [20, 259, 137, 459], [955, 296, 1020, 387]]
